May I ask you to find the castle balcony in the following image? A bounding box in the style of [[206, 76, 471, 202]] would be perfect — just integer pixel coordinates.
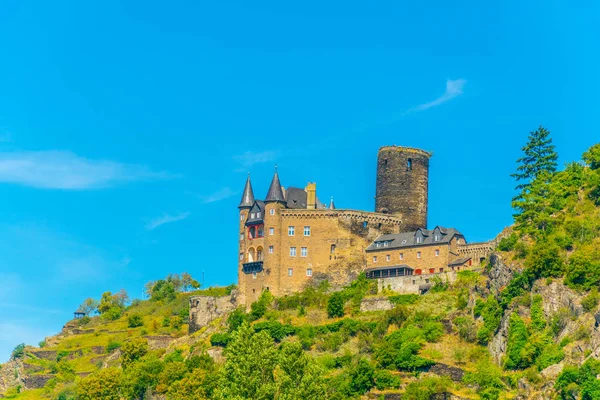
[[242, 261, 264, 274]]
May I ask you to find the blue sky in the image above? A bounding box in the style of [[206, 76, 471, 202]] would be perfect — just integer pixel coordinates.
[[0, 0, 599, 361]]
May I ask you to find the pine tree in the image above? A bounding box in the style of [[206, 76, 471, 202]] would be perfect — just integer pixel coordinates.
[[511, 126, 558, 198]]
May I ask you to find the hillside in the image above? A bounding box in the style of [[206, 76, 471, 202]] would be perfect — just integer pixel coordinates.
[[1, 140, 599, 400]]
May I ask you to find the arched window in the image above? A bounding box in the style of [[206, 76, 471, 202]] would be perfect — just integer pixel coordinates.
[[330, 244, 336, 254], [257, 247, 263, 261], [247, 248, 256, 262], [407, 158, 413, 170]]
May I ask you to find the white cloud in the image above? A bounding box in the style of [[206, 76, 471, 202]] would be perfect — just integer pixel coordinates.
[[145, 212, 191, 231], [405, 79, 467, 114], [0, 150, 174, 189], [233, 151, 277, 171], [198, 187, 237, 204]]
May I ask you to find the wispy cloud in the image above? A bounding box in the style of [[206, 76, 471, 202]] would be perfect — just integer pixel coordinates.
[[198, 187, 237, 204], [0, 150, 174, 189], [233, 151, 277, 171], [145, 212, 191, 231], [404, 79, 467, 115]]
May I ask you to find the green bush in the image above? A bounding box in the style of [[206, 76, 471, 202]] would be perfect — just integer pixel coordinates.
[[530, 295, 546, 331], [252, 321, 295, 342], [403, 376, 451, 400], [128, 314, 144, 328], [374, 369, 401, 390], [11, 343, 25, 360], [582, 289, 600, 312], [77, 316, 91, 326], [347, 358, 375, 395], [227, 307, 247, 332], [497, 233, 519, 251], [327, 292, 345, 318], [210, 333, 231, 347], [106, 341, 121, 353], [388, 294, 419, 305]]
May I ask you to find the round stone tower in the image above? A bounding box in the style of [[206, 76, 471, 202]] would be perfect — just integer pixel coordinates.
[[375, 146, 431, 231]]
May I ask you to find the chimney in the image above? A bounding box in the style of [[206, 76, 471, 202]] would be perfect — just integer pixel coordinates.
[[306, 182, 316, 209]]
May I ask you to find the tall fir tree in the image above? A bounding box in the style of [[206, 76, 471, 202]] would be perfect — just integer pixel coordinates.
[[511, 126, 558, 198]]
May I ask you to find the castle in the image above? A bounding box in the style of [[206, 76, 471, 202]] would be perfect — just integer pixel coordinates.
[[237, 146, 491, 305]]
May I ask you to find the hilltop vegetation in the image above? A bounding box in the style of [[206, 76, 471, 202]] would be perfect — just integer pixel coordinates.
[[2, 131, 600, 399]]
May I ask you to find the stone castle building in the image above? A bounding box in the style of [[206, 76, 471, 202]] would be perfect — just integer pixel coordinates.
[[237, 146, 490, 304]]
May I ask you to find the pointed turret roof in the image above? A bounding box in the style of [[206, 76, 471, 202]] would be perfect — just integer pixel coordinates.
[[329, 196, 336, 210], [238, 174, 255, 208], [265, 168, 286, 203]]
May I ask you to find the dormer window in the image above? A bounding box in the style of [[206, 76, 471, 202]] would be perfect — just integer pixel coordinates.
[[257, 212, 261, 218], [376, 242, 382, 248], [416, 237, 423, 244], [434, 234, 441, 242], [384, 241, 389, 247], [251, 213, 255, 219]]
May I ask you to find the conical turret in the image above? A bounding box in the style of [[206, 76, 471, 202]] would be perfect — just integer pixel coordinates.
[[265, 168, 286, 204], [238, 174, 255, 209]]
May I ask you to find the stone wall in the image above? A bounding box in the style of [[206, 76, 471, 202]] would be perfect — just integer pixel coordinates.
[[360, 297, 394, 312], [189, 291, 238, 334], [375, 146, 430, 230], [376, 271, 459, 294]]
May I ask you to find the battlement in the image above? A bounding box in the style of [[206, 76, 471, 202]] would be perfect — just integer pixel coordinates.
[[279, 209, 403, 225]]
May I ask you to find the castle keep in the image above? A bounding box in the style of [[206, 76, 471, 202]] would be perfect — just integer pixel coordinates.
[[236, 146, 489, 304]]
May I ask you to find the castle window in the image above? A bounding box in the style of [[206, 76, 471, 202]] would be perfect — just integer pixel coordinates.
[[257, 248, 263, 261], [417, 251, 421, 259], [304, 226, 311, 236], [439, 268, 444, 273], [258, 226, 264, 237], [240, 214, 244, 221], [407, 158, 413, 170], [386, 254, 390, 261], [373, 256, 377, 263], [270, 209, 275, 215], [400, 253, 404, 260], [435, 249, 440, 257], [239, 253, 243, 260], [330, 244, 336, 254], [253, 272, 257, 279], [306, 268, 312, 277], [290, 247, 297, 257], [269, 227, 274, 235], [288, 226, 295, 236], [288, 268, 293, 277], [269, 245, 274, 254], [301, 247, 308, 257]]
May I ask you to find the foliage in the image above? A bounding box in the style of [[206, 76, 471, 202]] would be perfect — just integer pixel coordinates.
[[556, 358, 600, 399], [327, 292, 345, 318], [106, 341, 121, 353], [373, 369, 401, 390], [504, 313, 534, 370], [582, 289, 600, 312], [227, 307, 247, 332], [388, 294, 419, 305], [463, 358, 504, 394], [97, 290, 129, 320], [77, 298, 99, 316], [76, 368, 122, 400], [11, 343, 25, 360], [145, 273, 201, 301], [210, 333, 231, 347], [475, 296, 503, 345], [248, 290, 273, 321], [127, 313, 144, 328], [375, 329, 434, 371], [120, 338, 149, 370], [403, 376, 452, 400], [530, 295, 546, 331], [347, 358, 375, 395], [497, 233, 519, 252], [583, 143, 600, 170], [253, 321, 296, 342]]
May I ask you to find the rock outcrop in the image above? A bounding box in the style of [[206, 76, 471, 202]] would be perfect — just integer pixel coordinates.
[[189, 290, 238, 334], [360, 297, 393, 312]]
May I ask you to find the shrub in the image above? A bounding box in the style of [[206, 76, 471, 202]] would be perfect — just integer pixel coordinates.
[[327, 292, 345, 318], [78, 316, 91, 326], [497, 233, 519, 251], [388, 294, 419, 305], [11, 343, 25, 360], [170, 316, 183, 330], [106, 341, 121, 353], [347, 359, 375, 395], [454, 316, 477, 342], [128, 314, 144, 328], [403, 376, 451, 399], [227, 307, 247, 332], [582, 289, 600, 312], [210, 333, 231, 347], [530, 295, 546, 331], [374, 369, 401, 390], [252, 321, 295, 342], [248, 291, 273, 321]]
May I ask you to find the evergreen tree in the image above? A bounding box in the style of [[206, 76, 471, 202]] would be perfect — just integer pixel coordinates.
[[511, 126, 558, 199]]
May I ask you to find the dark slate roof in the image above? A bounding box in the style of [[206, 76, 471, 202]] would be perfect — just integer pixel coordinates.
[[285, 187, 308, 209], [366, 226, 464, 252], [238, 175, 255, 208], [265, 171, 286, 203], [245, 201, 265, 225], [448, 257, 472, 266]]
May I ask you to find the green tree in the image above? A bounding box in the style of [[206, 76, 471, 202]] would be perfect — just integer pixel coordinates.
[[128, 313, 144, 328], [11, 343, 25, 360], [213, 322, 278, 400], [120, 337, 149, 370], [583, 143, 600, 170], [327, 292, 345, 318], [76, 368, 122, 400], [78, 297, 99, 315], [511, 125, 558, 197], [276, 342, 328, 400], [347, 358, 375, 395]]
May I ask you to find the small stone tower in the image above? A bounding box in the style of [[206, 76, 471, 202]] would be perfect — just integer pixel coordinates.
[[375, 146, 430, 231]]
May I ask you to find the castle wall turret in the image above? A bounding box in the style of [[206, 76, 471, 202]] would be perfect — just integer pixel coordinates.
[[375, 146, 430, 230]]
